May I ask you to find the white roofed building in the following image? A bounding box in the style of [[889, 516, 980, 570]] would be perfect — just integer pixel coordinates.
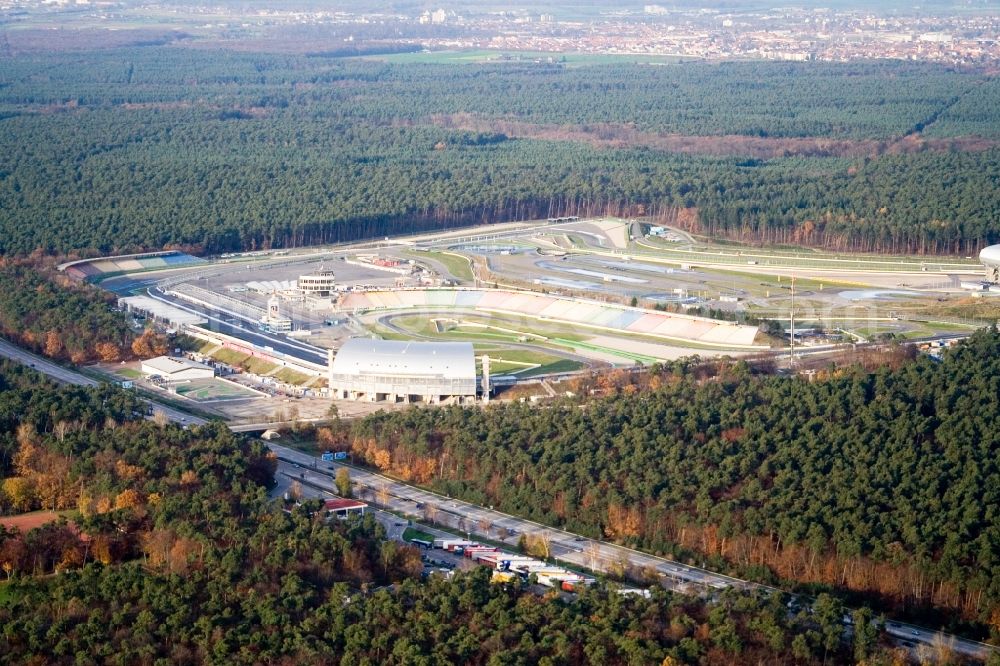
[[140, 356, 215, 382], [981, 244, 1000, 283], [328, 339, 476, 404]]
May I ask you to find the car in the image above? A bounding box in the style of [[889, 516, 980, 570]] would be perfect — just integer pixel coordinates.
[[910, 630, 920, 636]]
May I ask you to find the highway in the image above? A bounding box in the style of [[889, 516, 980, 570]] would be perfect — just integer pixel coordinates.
[[1, 335, 995, 661], [271, 442, 741, 589], [267, 441, 997, 661], [0, 337, 210, 428]]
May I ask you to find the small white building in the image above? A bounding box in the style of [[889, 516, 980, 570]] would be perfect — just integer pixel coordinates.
[[324, 498, 367, 520], [140, 356, 215, 382], [298, 270, 336, 296]]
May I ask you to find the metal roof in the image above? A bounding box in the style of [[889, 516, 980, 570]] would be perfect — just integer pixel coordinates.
[[118, 295, 206, 327], [141, 356, 213, 375], [980, 244, 1000, 268], [324, 499, 367, 511], [331, 339, 475, 380]]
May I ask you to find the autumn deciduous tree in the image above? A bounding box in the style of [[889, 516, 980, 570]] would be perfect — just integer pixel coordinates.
[[114, 488, 143, 511], [131, 329, 169, 359], [335, 468, 352, 498], [95, 341, 122, 362], [44, 330, 63, 358], [1, 477, 36, 512]]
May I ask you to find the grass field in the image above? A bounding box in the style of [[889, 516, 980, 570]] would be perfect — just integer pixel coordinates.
[[476, 349, 585, 376], [242, 357, 278, 375], [198, 340, 221, 354], [379, 310, 741, 354], [210, 348, 277, 375], [211, 348, 251, 366], [115, 367, 141, 379], [407, 250, 475, 281], [274, 368, 310, 385], [402, 527, 436, 543]]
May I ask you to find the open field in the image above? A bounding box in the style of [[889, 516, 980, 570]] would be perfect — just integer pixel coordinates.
[[0, 510, 71, 533]]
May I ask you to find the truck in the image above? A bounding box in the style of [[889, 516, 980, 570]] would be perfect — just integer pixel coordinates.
[[491, 571, 518, 584], [474, 552, 501, 566], [442, 540, 475, 552], [497, 556, 538, 572], [511, 561, 555, 574], [464, 546, 497, 559], [536, 572, 578, 588], [561, 578, 595, 593]]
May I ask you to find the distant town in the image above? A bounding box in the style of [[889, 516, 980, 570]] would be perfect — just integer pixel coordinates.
[[1, 0, 998, 64]]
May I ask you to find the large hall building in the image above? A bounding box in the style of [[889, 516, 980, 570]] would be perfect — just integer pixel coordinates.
[[327, 339, 477, 404]]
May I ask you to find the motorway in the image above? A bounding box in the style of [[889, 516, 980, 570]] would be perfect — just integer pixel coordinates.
[[0, 337, 209, 426], [1, 335, 996, 661], [267, 441, 997, 661], [270, 443, 738, 591]]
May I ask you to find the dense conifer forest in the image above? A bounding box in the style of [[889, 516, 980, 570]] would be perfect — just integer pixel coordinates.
[[348, 330, 1000, 637], [0, 362, 898, 664], [0, 263, 162, 363], [1, 50, 998, 256]]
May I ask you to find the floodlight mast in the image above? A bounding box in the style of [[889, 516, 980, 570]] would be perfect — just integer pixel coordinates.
[[789, 275, 795, 367]]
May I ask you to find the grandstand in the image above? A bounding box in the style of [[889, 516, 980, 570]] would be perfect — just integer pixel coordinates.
[[328, 339, 477, 404], [338, 289, 762, 348], [59, 251, 205, 281]]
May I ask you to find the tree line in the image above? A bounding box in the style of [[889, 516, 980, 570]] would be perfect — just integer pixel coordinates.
[[345, 330, 1000, 639], [0, 262, 169, 363], [0, 361, 917, 664], [0, 49, 998, 257]]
